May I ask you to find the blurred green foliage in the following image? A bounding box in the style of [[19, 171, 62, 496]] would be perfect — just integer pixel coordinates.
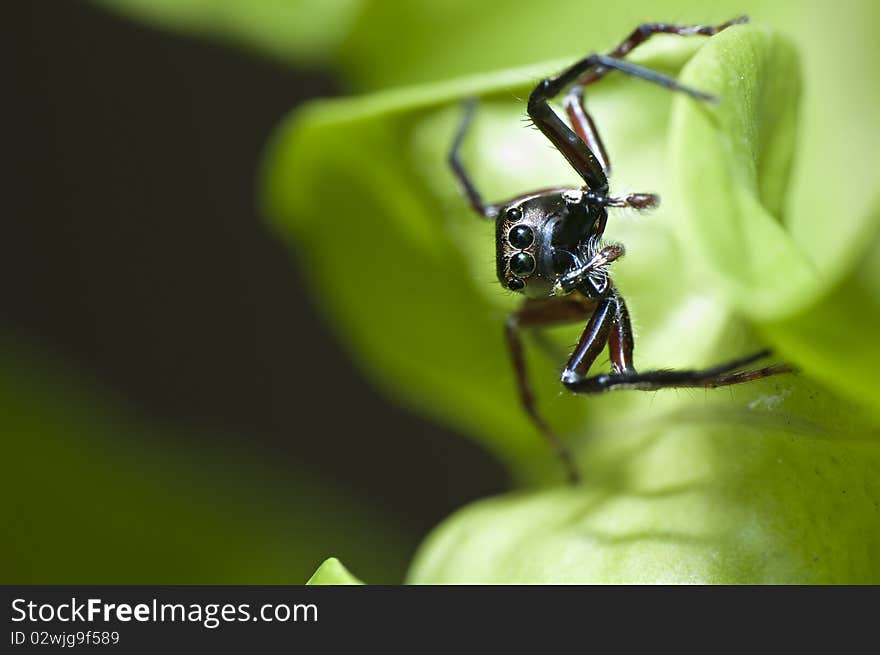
[[92, 0, 365, 66], [37, 0, 880, 582], [1, 337, 412, 583]]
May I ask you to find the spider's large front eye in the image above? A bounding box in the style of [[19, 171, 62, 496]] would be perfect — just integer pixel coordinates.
[[509, 252, 536, 276], [508, 225, 534, 249]]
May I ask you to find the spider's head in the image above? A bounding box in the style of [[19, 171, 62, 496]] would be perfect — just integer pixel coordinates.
[[496, 200, 550, 297], [496, 191, 604, 298]]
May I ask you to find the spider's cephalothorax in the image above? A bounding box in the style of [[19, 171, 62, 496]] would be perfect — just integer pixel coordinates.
[[449, 16, 794, 484], [496, 190, 607, 297]]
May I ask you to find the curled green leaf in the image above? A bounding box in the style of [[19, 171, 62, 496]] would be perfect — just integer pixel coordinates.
[[407, 381, 880, 583], [668, 26, 817, 318], [763, 196, 880, 419]]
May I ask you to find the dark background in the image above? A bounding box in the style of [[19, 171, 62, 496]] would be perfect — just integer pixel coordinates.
[[4, 1, 507, 581]]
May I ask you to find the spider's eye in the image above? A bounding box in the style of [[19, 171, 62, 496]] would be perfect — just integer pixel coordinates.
[[508, 225, 534, 249], [507, 278, 525, 291], [506, 207, 523, 222], [509, 252, 536, 276]]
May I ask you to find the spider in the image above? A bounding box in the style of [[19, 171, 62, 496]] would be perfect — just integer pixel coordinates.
[[449, 16, 793, 483]]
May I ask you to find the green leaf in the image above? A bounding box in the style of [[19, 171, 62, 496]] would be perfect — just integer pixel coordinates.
[[664, 25, 880, 420], [307, 558, 364, 585], [668, 26, 817, 318], [407, 381, 880, 583], [762, 197, 880, 419]]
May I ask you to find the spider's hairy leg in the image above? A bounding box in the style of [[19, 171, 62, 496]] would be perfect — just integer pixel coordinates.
[[561, 294, 794, 395], [448, 98, 499, 220], [527, 17, 747, 194], [505, 295, 596, 484], [563, 86, 611, 175], [576, 16, 748, 88]]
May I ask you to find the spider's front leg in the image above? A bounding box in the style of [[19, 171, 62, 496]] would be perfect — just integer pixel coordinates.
[[530, 18, 747, 209], [528, 52, 714, 193], [560, 287, 794, 394]]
